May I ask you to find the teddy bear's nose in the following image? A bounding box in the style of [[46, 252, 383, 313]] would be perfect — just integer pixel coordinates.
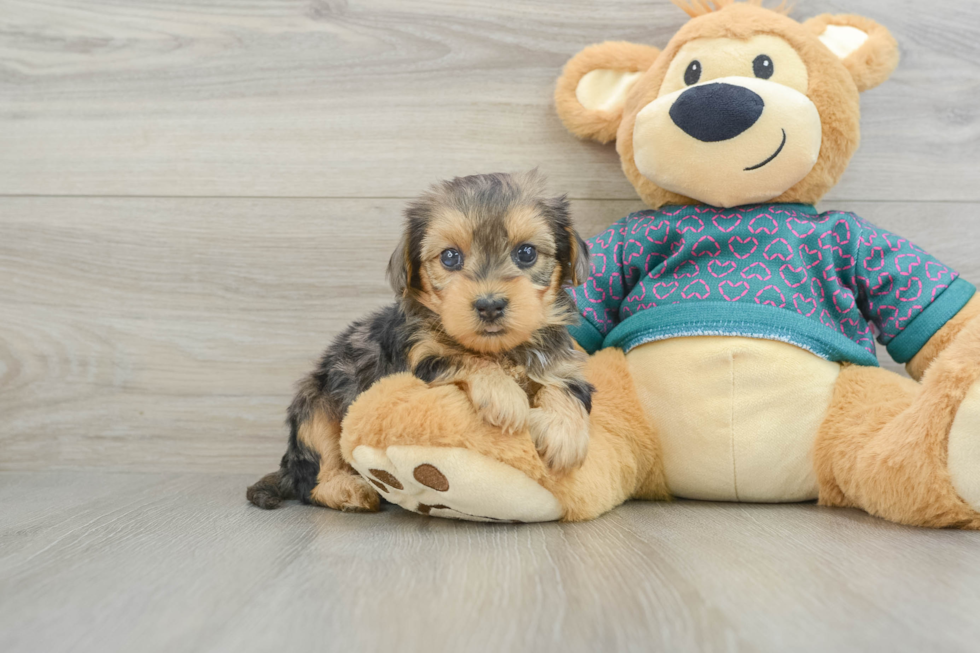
[[669, 82, 765, 143]]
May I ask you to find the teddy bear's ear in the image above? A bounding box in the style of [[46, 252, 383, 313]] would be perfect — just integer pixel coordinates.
[[804, 14, 900, 93], [555, 41, 661, 144]]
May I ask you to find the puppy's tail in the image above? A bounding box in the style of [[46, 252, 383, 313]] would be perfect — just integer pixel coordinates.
[[246, 469, 293, 509]]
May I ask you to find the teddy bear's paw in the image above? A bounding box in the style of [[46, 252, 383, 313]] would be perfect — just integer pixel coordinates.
[[348, 445, 563, 523], [947, 382, 980, 511]]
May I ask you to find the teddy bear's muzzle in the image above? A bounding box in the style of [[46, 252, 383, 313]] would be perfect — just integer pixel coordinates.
[[632, 75, 823, 208]]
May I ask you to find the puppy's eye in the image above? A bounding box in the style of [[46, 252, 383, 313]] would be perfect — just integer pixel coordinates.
[[753, 54, 774, 80], [440, 248, 463, 270], [513, 244, 537, 267], [684, 60, 702, 86]]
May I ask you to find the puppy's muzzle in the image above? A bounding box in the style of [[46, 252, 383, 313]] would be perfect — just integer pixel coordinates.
[[669, 82, 764, 143], [473, 296, 508, 323]]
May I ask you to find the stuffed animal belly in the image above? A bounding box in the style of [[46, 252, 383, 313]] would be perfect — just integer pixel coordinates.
[[626, 336, 837, 501]]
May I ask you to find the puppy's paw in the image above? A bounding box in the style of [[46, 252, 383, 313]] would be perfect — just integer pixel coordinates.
[[310, 472, 381, 512], [528, 387, 590, 473], [477, 392, 531, 435], [467, 373, 530, 435]]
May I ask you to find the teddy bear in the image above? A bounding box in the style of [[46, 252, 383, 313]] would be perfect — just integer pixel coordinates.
[[338, 0, 980, 528]]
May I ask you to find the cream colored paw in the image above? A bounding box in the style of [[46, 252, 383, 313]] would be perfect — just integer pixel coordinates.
[[466, 373, 530, 435], [948, 382, 980, 510], [528, 387, 590, 472], [347, 445, 563, 523]]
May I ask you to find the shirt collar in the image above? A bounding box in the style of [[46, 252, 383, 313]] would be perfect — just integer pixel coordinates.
[[660, 203, 819, 216]]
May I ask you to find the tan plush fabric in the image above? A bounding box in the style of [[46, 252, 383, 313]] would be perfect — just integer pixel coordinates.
[[554, 3, 900, 209], [576, 70, 644, 112], [948, 384, 980, 510], [907, 295, 980, 380], [671, 0, 789, 19], [814, 313, 980, 529], [817, 25, 868, 60], [627, 337, 838, 502], [632, 75, 823, 208], [335, 2, 979, 528], [349, 444, 564, 522], [341, 314, 980, 526], [341, 349, 669, 522], [803, 14, 900, 93], [620, 4, 867, 208], [555, 42, 661, 144]]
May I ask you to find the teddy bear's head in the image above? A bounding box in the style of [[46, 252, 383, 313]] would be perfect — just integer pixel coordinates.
[[555, 0, 899, 209]]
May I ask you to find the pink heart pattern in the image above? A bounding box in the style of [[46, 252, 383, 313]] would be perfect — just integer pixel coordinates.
[[708, 260, 737, 278], [571, 206, 964, 360], [720, 281, 750, 301]]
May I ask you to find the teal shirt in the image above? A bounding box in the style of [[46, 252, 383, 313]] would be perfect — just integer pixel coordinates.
[[568, 204, 975, 366]]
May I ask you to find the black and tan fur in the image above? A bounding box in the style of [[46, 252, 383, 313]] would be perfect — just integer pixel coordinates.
[[247, 172, 594, 511]]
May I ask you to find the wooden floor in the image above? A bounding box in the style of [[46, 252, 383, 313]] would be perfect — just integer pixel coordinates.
[[2, 471, 980, 653], [2, 0, 980, 651]]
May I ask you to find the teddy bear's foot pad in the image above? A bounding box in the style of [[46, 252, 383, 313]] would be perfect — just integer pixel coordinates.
[[948, 383, 980, 510], [349, 445, 563, 522]]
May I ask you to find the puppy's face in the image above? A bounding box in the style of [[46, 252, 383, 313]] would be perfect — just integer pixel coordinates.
[[390, 173, 589, 354]]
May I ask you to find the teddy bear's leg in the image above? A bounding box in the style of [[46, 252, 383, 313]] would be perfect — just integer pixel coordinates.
[[551, 348, 670, 521], [814, 311, 980, 529], [339, 349, 668, 522]]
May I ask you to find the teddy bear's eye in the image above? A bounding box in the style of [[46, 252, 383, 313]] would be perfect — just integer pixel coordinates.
[[753, 54, 774, 80], [684, 60, 702, 86]]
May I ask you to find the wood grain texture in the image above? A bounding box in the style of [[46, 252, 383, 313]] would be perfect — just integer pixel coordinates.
[[1, 471, 979, 653], [2, 197, 977, 471], [1, 0, 978, 201], [2, 2, 980, 650], [1, 196, 977, 471], [0, 196, 642, 471]]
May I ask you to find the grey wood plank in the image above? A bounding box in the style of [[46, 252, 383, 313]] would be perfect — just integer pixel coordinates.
[[0, 0, 978, 202], [2, 197, 978, 471], [0, 196, 640, 472], [1, 471, 979, 653]]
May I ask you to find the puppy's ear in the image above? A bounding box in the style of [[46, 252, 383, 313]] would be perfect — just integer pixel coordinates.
[[542, 193, 591, 287], [566, 227, 591, 287], [386, 235, 410, 297]]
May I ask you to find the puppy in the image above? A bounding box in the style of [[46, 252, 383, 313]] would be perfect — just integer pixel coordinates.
[[247, 172, 593, 512]]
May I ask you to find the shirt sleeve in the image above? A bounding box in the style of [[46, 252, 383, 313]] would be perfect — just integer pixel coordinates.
[[566, 216, 632, 354], [852, 215, 976, 363]]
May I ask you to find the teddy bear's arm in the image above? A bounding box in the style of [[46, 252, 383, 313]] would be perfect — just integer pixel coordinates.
[[568, 214, 668, 353], [907, 295, 980, 380], [849, 216, 977, 366]]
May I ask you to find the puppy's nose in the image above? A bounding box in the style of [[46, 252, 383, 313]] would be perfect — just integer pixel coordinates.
[[669, 82, 764, 142], [473, 296, 508, 323]]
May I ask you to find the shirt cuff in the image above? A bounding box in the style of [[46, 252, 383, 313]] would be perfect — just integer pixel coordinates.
[[886, 277, 977, 364], [567, 318, 605, 355]]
